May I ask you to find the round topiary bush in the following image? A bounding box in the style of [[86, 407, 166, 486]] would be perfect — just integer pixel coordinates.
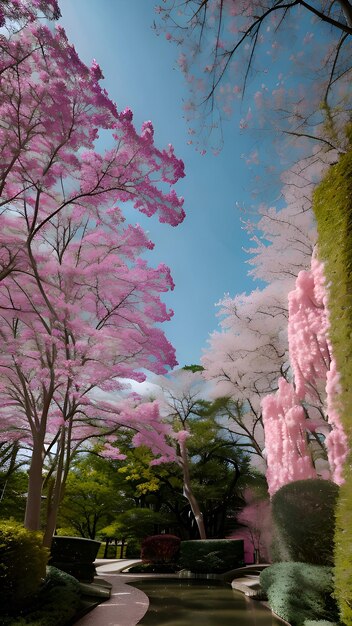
[[0, 520, 49, 614], [271, 479, 339, 565]]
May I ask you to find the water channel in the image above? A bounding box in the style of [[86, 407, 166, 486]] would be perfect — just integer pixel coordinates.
[[130, 579, 284, 626]]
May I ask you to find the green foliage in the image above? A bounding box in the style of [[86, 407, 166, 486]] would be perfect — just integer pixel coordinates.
[[334, 482, 352, 625], [101, 507, 167, 542], [179, 539, 244, 573], [182, 364, 204, 372], [313, 147, 352, 624], [260, 563, 338, 626], [125, 537, 142, 558], [271, 479, 338, 565], [0, 470, 27, 522], [1, 566, 82, 625], [141, 534, 181, 564], [57, 455, 133, 539], [0, 520, 49, 614]]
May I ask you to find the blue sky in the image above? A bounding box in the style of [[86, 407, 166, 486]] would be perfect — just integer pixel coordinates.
[[58, 0, 268, 367]]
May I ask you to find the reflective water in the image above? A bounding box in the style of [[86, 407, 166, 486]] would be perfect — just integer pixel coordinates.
[[130, 579, 283, 626]]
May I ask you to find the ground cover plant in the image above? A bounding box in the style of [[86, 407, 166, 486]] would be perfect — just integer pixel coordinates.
[[260, 563, 339, 626]]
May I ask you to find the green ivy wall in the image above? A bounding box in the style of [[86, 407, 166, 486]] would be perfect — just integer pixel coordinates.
[[313, 144, 352, 625]]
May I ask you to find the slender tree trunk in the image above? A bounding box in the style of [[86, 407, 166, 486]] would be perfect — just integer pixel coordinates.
[[43, 428, 65, 547], [24, 441, 44, 531], [104, 539, 110, 558], [179, 441, 207, 539]]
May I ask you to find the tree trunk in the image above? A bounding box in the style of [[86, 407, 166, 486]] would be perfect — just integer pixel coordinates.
[[43, 428, 66, 547], [179, 440, 207, 539], [24, 441, 44, 531]]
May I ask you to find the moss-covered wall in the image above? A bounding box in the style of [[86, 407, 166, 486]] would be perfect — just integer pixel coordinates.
[[313, 146, 352, 625]]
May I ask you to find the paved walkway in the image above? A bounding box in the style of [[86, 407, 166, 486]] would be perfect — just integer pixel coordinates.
[[75, 560, 148, 626]]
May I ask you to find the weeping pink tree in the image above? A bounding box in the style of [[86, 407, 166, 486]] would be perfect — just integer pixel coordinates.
[[261, 256, 348, 495], [0, 1, 184, 542]]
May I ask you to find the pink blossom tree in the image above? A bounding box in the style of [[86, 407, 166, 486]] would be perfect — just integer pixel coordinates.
[[287, 257, 348, 484], [229, 487, 272, 563], [201, 167, 317, 464], [201, 155, 340, 472], [261, 377, 318, 496], [155, 0, 351, 153], [261, 256, 348, 495], [0, 1, 184, 542]]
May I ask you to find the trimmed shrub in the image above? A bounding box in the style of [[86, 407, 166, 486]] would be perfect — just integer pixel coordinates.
[[260, 562, 339, 626], [141, 534, 181, 564], [179, 539, 244, 573], [49, 536, 100, 583], [0, 520, 49, 614], [271, 479, 338, 565]]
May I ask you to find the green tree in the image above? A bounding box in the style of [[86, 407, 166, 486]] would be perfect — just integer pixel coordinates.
[[150, 369, 252, 539], [0, 469, 27, 522], [57, 455, 134, 539], [101, 507, 169, 557]]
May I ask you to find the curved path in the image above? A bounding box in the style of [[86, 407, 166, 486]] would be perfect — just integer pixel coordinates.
[[75, 560, 149, 626]]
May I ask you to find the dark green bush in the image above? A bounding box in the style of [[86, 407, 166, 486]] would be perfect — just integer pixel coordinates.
[[179, 539, 244, 573], [50, 536, 101, 563], [0, 566, 81, 625], [141, 534, 181, 564], [23, 566, 81, 625], [0, 520, 49, 614], [271, 479, 338, 565], [260, 562, 339, 626], [49, 536, 100, 582]]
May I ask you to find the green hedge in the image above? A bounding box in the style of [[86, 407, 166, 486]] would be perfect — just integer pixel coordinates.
[[260, 562, 338, 626], [179, 539, 244, 573], [271, 479, 338, 566], [49, 536, 100, 583], [0, 520, 49, 614], [313, 142, 352, 624]]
